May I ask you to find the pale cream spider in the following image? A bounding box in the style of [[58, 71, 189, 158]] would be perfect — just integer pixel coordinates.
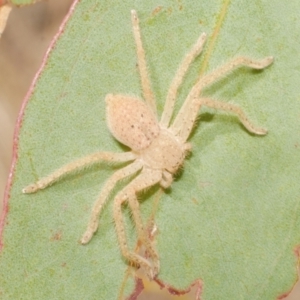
[[23, 10, 273, 278]]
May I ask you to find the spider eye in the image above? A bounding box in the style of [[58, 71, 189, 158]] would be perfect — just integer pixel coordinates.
[[105, 94, 160, 151]]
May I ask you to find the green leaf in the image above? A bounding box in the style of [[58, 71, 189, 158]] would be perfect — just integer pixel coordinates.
[[9, 0, 41, 5], [1, 0, 300, 299]]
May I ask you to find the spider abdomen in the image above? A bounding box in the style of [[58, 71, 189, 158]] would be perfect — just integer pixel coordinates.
[[141, 128, 185, 173], [106, 94, 160, 151]]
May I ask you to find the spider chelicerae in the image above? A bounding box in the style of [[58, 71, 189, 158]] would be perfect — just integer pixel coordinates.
[[23, 10, 273, 278]]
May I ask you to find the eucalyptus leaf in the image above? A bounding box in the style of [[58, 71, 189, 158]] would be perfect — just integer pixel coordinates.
[[1, 1, 299, 299]]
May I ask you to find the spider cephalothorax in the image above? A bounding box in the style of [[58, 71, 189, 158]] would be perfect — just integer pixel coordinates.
[[23, 10, 273, 278]]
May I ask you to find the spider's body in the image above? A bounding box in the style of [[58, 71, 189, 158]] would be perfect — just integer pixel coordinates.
[[106, 94, 188, 186], [140, 128, 187, 176], [23, 10, 273, 278]]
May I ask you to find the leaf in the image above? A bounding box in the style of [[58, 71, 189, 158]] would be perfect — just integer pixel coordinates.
[[9, 0, 41, 5], [1, 0, 300, 299]]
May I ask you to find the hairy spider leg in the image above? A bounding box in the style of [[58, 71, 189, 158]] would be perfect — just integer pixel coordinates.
[[81, 160, 143, 244], [189, 56, 274, 98], [22, 151, 136, 194], [131, 10, 157, 116], [177, 97, 269, 142], [171, 56, 274, 136], [160, 32, 207, 128], [113, 166, 162, 278]]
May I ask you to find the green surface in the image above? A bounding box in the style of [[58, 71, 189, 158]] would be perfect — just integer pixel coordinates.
[[1, 0, 300, 299], [10, 0, 40, 5]]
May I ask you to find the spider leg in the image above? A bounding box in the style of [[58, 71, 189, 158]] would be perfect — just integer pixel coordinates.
[[114, 192, 153, 277], [173, 97, 268, 142], [160, 32, 207, 127], [131, 10, 157, 116], [189, 56, 274, 97], [114, 167, 162, 278], [172, 56, 273, 131], [200, 98, 267, 135], [22, 151, 136, 193], [81, 160, 143, 244]]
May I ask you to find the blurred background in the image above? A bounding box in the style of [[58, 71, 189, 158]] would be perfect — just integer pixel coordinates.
[[0, 1, 299, 299], [0, 0, 73, 210]]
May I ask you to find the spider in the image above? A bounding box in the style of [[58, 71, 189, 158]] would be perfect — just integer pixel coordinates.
[[23, 10, 273, 278]]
